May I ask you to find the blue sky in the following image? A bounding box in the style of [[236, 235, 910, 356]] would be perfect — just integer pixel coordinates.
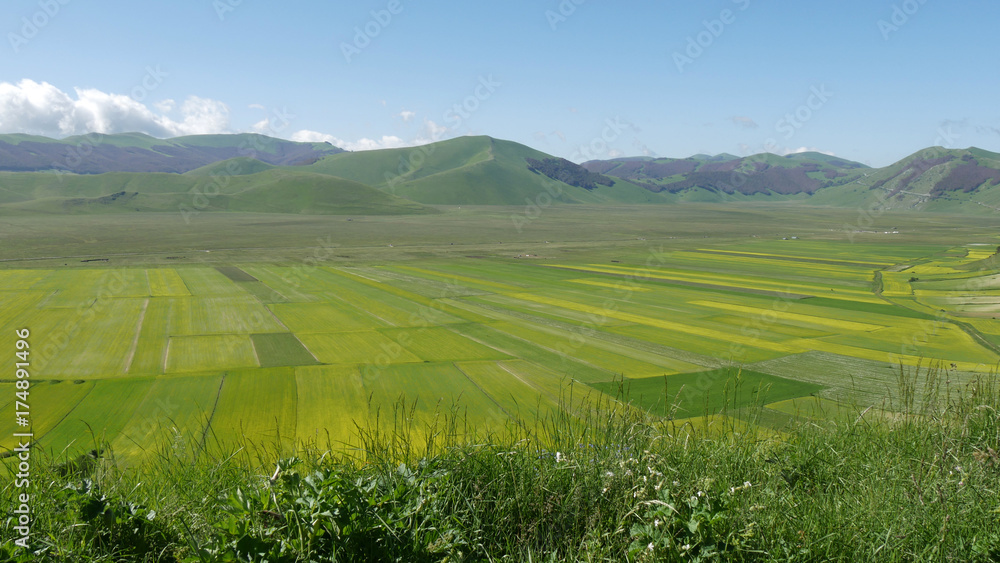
[[1, 0, 997, 166]]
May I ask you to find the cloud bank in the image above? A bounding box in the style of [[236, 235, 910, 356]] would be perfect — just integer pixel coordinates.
[[0, 79, 231, 137]]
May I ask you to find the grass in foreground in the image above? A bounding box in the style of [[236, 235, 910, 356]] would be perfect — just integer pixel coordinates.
[[2, 367, 999, 562]]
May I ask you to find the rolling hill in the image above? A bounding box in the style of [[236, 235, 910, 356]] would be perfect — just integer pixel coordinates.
[[582, 152, 869, 198], [1, 132, 999, 214], [300, 136, 666, 205], [809, 147, 1000, 213], [0, 132, 343, 174], [0, 168, 435, 216]]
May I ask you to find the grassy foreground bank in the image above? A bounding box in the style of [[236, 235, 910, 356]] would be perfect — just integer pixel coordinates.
[[2, 368, 999, 562]]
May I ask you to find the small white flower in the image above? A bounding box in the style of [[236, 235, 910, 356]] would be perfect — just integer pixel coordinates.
[[647, 542, 654, 551], [555, 451, 562, 463], [697, 490, 704, 497], [606, 471, 614, 477], [682, 543, 691, 551], [744, 481, 752, 488], [654, 519, 661, 528]]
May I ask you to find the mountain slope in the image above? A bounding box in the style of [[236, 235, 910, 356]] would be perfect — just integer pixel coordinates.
[[810, 147, 1000, 213], [583, 152, 868, 198], [0, 169, 434, 216], [303, 136, 665, 205], [0, 132, 343, 174]]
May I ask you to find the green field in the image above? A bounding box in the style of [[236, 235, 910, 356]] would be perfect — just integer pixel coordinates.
[[0, 206, 998, 461]]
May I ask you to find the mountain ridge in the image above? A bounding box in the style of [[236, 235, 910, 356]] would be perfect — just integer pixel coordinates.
[[1, 132, 999, 213]]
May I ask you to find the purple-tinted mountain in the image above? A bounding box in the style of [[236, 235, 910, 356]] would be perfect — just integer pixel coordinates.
[[0, 132, 344, 174]]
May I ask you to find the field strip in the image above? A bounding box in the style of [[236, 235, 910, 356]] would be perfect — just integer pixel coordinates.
[[568, 279, 652, 291], [446, 322, 612, 375], [688, 300, 887, 332], [507, 292, 800, 354], [452, 301, 700, 374], [249, 336, 261, 366], [161, 337, 172, 374], [337, 267, 384, 283], [559, 263, 884, 303], [442, 325, 529, 360], [122, 297, 150, 374], [452, 363, 516, 421], [196, 374, 227, 459], [442, 326, 613, 376], [539, 264, 814, 299], [262, 304, 292, 330], [297, 334, 321, 363], [685, 249, 888, 268], [322, 288, 397, 327], [496, 362, 560, 406], [393, 265, 525, 292], [15, 381, 95, 448], [445, 297, 722, 369]]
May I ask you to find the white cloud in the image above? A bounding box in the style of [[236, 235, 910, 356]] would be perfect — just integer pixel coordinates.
[[248, 103, 266, 111], [291, 129, 408, 151], [782, 146, 835, 156], [291, 119, 453, 152], [154, 99, 176, 113], [398, 110, 416, 123], [0, 79, 231, 138]]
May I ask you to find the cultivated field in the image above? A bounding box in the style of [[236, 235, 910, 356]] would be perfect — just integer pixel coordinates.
[[1, 206, 997, 462]]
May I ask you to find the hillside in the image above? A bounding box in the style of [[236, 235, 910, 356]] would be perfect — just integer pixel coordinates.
[[810, 147, 1000, 213], [583, 152, 869, 197], [302, 136, 666, 205], [0, 168, 434, 216], [2, 132, 1000, 213], [0, 132, 343, 174]]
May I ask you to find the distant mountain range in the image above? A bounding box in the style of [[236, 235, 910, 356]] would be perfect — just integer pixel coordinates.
[[0, 132, 998, 215], [0, 132, 343, 174], [581, 152, 868, 196]]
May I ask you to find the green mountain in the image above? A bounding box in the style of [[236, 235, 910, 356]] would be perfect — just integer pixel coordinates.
[[809, 147, 1000, 213], [0, 169, 434, 216], [583, 152, 868, 198], [302, 136, 665, 205], [0, 132, 343, 174], [1, 132, 999, 215], [184, 157, 277, 176]]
